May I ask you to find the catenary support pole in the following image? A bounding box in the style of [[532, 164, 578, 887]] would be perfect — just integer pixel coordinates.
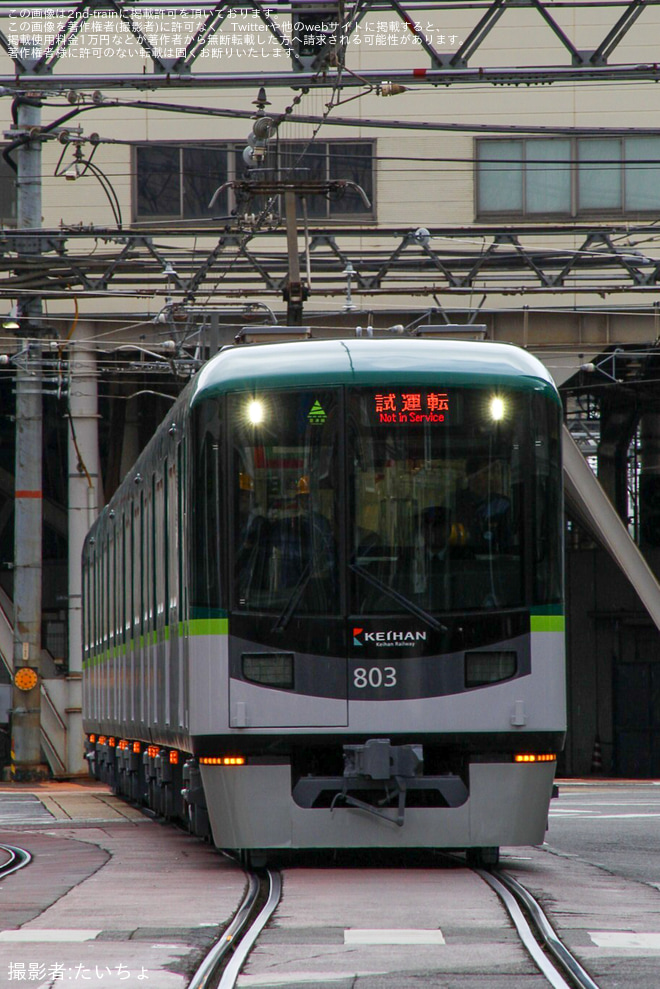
[[11, 94, 48, 780], [284, 188, 305, 325], [67, 336, 101, 775]]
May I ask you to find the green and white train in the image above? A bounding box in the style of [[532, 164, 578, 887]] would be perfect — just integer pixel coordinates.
[[83, 337, 565, 863]]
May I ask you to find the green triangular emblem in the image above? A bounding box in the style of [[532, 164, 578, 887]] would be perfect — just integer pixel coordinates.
[[308, 400, 327, 424]]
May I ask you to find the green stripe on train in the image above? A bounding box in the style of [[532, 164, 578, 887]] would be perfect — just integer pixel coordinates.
[[530, 615, 565, 632], [181, 618, 228, 636], [83, 617, 229, 667]]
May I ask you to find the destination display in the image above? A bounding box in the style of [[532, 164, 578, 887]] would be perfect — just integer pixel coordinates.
[[371, 390, 451, 425]]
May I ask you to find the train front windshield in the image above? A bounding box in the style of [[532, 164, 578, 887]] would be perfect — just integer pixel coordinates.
[[230, 385, 561, 617]]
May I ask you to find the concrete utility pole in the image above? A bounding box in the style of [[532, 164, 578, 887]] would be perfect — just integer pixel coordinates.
[[67, 337, 101, 776], [10, 94, 48, 780]]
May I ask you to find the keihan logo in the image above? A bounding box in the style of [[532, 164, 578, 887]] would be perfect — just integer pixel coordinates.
[[352, 627, 427, 648]]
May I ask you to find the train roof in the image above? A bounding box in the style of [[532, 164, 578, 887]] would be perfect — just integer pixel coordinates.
[[190, 337, 559, 406], [85, 338, 560, 548]]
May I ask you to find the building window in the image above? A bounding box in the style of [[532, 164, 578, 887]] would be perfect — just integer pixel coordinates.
[[136, 145, 228, 220], [278, 141, 373, 219], [0, 154, 17, 225], [134, 140, 375, 222], [476, 137, 660, 218]]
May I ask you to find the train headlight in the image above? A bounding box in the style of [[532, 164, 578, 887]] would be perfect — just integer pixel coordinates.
[[489, 396, 506, 421], [247, 400, 265, 425]]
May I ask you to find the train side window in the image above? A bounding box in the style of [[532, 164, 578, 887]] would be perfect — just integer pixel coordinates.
[[82, 559, 89, 661], [104, 534, 110, 651], [532, 393, 563, 604], [146, 482, 154, 632], [133, 499, 141, 636], [155, 472, 166, 628], [191, 401, 223, 613], [168, 458, 178, 620], [112, 522, 118, 647], [98, 539, 103, 651], [81, 562, 87, 661], [177, 438, 187, 622], [162, 460, 170, 623], [96, 547, 100, 652], [98, 546, 102, 652], [139, 492, 145, 634], [92, 550, 97, 654], [123, 512, 130, 641]]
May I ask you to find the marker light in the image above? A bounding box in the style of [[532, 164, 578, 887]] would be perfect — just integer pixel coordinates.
[[490, 396, 505, 421], [247, 400, 264, 425], [199, 756, 246, 766], [514, 754, 556, 763]]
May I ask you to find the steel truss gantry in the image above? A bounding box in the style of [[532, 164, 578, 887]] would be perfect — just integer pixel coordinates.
[[3, 223, 660, 303], [1, 2, 660, 307], [1, 1, 660, 89]]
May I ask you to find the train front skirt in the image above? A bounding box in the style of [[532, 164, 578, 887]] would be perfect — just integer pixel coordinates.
[[200, 759, 556, 850]]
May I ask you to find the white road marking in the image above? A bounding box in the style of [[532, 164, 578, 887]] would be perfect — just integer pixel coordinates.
[[550, 812, 660, 819], [589, 931, 660, 949], [0, 929, 102, 942], [554, 800, 660, 806], [238, 974, 386, 986], [344, 929, 445, 944]]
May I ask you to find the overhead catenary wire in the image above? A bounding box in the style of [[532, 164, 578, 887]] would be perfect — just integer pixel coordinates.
[[26, 92, 660, 139]]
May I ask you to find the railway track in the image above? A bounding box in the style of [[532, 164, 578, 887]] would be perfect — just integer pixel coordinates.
[[482, 867, 601, 989], [188, 868, 281, 989], [0, 843, 31, 879], [191, 858, 601, 989]]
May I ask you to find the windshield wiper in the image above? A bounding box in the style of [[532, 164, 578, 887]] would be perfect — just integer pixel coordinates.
[[273, 559, 447, 635], [349, 561, 448, 632], [271, 560, 313, 632]]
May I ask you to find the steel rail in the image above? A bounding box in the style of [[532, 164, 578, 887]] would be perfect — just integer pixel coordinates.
[[497, 870, 601, 989], [0, 843, 32, 878], [217, 869, 282, 989], [188, 868, 281, 989], [478, 868, 574, 989], [478, 867, 601, 989], [188, 869, 260, 989]]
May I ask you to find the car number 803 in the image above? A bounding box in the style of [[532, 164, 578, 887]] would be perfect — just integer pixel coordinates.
[[353, 666, 397, 688]]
